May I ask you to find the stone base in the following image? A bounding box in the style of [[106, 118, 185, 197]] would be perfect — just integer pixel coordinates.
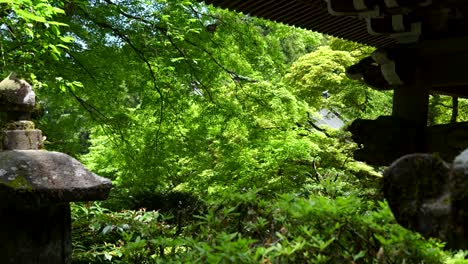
[[384, 149, 468, 249], [0, 203, 71, 264]]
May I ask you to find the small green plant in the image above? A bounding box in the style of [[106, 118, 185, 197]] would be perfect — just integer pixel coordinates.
[[72, 191, 466, 264]]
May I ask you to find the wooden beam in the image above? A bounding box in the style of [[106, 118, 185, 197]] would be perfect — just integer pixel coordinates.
[[392, 69, 429, 153], [392, 69, 429, 126]]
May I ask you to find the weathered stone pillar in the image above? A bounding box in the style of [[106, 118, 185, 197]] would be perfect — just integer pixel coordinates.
[[0, 74, 112, 264], [384, 148, 468, 249]]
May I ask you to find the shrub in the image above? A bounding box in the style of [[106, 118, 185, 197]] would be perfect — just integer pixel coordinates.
[[72, 190, 466, 263]]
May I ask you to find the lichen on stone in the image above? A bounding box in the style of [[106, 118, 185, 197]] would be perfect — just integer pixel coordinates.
[[4, 121, 35, 130], [0, 73, 35, 112], [1, 175, 32, 190]]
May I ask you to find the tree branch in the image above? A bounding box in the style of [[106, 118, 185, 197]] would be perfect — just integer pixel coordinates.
[[451, 96, 459, 124]]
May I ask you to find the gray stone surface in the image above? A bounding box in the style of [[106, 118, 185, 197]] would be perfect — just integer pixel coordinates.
[[0, 150, 112, 204], [450, 149, 468, 248], [2, 129, 43, 150], [0, 73, 112, 264], [0, 74, 35, 112], [384, 149, 468, 249], [316, 109, 344, 129]]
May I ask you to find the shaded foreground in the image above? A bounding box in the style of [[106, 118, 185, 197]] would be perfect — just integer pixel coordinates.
[[72, 188, 467, 263]]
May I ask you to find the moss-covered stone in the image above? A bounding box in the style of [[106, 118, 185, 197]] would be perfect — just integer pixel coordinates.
[[3, 121, 35, 130], [384, 150, 468, 249], [0, 74, 35, 112], [1, 175, 32, 190], [0, 150, 112, 203]]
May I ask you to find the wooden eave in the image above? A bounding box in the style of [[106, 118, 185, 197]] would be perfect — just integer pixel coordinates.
[[203, 0, 396, 48]]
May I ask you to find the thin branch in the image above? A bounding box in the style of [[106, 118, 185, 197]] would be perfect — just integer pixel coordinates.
[[312, 160, 322, 182], [66, 51, 97, 83], [78, 1, 264, 151], [66, 86, 138, 162], [306, 112, 332, 137], [101, 0, 166, 32], [451, 96, 459, 123], [79, 5, 163, 100], [103, 0, 254, 94], [164, 33, 215, 101], [183, 38, 249, 84], [66, 85, 109, 122], [79, 7, 166, 148]]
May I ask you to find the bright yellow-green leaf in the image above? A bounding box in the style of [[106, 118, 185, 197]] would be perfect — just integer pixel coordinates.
[[15, 9, 47, 23]]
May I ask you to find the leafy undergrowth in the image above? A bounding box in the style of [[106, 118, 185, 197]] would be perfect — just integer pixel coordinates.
[[71, 190, 467, 264]]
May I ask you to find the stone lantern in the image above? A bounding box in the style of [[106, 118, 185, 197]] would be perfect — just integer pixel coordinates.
[[0, 74, 112, 264]]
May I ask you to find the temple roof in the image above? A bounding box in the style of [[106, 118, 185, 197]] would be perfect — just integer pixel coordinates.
[[204, 1, 468, 98], [204, 1, 468, 48], [204, 0, 396, 48]]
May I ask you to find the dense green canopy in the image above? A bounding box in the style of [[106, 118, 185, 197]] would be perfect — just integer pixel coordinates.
[[1, 0, 467, 262]]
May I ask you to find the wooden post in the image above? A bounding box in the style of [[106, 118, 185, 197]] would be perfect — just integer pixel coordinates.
[[392, 68, 429, 152]]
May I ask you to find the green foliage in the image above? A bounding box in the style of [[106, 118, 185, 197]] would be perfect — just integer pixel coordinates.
[[7, 0, 467, 263], [0, 0, 72, 75], [285, 46, 393, 121], [72, 202, 174, 263], [72, 193, 466, 263], [428, 95, 468, 125], [42, 0, 325, 194]]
